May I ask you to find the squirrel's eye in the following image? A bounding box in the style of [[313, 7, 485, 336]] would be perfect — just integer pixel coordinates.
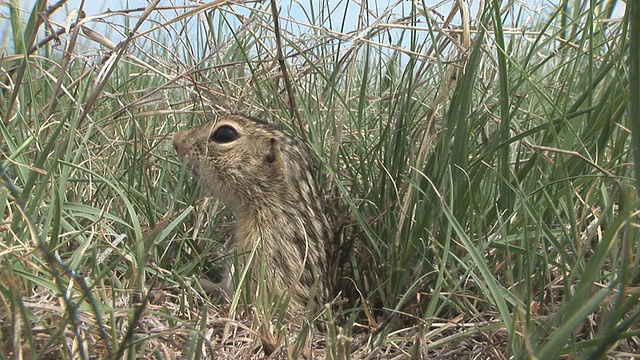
[[210, 125, 239, 143]]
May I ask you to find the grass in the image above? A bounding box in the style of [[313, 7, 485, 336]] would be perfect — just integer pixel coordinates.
[[1, 0, 638, 358]]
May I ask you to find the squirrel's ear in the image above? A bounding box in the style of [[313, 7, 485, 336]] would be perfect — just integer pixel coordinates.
[[264, 138, 278, 165], [255, 110, 276, 125]]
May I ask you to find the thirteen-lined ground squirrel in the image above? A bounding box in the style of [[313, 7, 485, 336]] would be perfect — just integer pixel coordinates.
[[172, 114, 333, 317]]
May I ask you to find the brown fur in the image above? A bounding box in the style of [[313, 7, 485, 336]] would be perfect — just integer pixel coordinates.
[[173, 114, 333, 317]]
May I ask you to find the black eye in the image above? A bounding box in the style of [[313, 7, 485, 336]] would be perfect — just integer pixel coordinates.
[[210, 125, 239, 143]]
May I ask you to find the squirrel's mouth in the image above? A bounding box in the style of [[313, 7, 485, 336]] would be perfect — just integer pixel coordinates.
[[174, 151, 200, 177], [172, 134, 200, 177], [184, 158, 200, 177]]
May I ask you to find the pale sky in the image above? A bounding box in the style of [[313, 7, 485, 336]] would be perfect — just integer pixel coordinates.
[[0, 0, 626, 55]]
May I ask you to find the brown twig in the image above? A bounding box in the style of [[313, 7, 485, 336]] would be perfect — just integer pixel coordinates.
[[269, 0, 306, 141], [2, 1, 48, 126], [74, 0, 162, 129]]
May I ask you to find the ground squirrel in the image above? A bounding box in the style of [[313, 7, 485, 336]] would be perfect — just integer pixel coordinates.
[[173, 114, 333, 317]]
